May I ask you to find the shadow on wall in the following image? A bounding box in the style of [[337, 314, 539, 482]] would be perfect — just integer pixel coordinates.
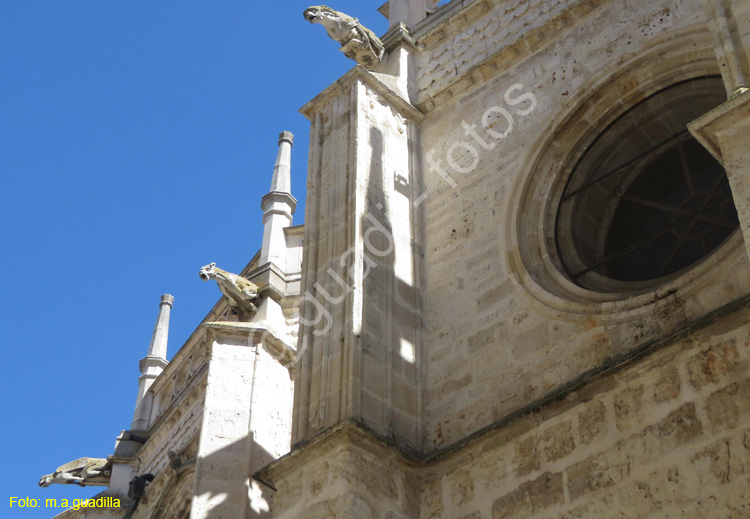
[[358, 126, 421, 446], [129, 430, 277, 518]]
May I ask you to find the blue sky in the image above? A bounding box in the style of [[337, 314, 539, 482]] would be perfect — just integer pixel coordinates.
[[1, 1, 388, 515]]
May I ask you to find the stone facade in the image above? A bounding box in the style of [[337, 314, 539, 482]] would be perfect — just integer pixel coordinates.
[[418, 302, 750, 518], [265, 0, 750, 516], [418, 0, 750, 451], [46, 0, 750, 517]]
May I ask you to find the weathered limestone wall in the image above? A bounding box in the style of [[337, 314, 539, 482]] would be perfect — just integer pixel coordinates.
[[293, 68, 424, 450], [417, 0, 750, 451], [419, 303, 750, 518], [415, 0, 581, 107], [262, 426, 419, 519], [190, 326, 294, 519]]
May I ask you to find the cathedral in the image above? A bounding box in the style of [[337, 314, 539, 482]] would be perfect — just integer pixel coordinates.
[[43, 0, 750, 517]]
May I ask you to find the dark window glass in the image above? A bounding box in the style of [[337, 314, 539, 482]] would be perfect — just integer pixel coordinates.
[[555, 77, 739, 291]]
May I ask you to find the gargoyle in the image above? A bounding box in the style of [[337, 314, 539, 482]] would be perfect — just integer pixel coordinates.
[[199, 262, 263, 321], [304, 6, 385, 70], [39, 457, 111, 488]]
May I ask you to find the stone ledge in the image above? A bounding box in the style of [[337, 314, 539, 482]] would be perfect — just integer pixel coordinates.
[[689, 90, 750, 163], [299, 65, 425, 123], [202, 321, 297, 368], [412, 0, 478, 40], [245, 261, 290, 302], [260, 191, 297, 216], [253, 421, 420, 491], [381, 22, 418, 53]]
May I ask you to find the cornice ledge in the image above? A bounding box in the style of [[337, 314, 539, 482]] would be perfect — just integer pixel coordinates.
[[246, 261, 289, 302], [412, 0, 477, 40], [381, 22, 418, 53], [201, 321, 297, 367], [688, 90, 750, 164], [299, 65, 425, 124], [253, 421, 421, 490]]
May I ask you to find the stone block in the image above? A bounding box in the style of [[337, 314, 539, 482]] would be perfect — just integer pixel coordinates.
[[653, 365, 681, 404], [274, 476, 302, 512], [614, 386, 644, 432], [476, 280, 513, 308], [566, 451, 629, 502], [440, 371, 473, 395], [467, 326, 498, 353], [541, 421, 576, 463], [339, 448, 399, 502], [420, 477, 444, 518], [491, 472, 564, 518], [509, 324, 549, 363], [706, 379, 750, 432], [641, 403, 704, 457], [687, 341, 741, 391], [577, 400, 608, 446], [691, 439, 732, 485], [361, 389, 386, 428], [448, 468, 475, 506], [309, 460, 331, 497], [635, 465, 690, 510], [512, 434, 540, 477]]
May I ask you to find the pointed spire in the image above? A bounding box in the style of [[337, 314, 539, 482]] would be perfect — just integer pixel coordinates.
[[145, 294, 173, 361], [260, 132, 297, 268], [270, 131, 294, 194], [131, 294, 173, 431]]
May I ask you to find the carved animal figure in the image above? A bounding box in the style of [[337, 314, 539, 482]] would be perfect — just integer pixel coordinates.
[[39, 458, 111, 487], [199, 263, 263, 321], [303, 5, 385, 70]]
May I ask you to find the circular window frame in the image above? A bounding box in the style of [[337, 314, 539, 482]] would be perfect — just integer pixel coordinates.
[[554, 76, 737, 292], [504, 30, 745, 318]]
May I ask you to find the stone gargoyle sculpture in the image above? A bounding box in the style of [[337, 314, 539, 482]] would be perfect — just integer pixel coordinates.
[[39, 457, 111, 487], [303, 5, 385, 70], [199, 262, 263, 321]]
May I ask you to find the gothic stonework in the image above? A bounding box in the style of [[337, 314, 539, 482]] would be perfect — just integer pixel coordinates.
[[45, 1, 750, 518], [39, 458, 111, 488], [199, 262, 263, 321], [304, 6, 385, 69]]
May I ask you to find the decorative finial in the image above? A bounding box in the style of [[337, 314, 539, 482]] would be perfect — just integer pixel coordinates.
[[278, 131, 294, 146], [303, 6, 385, 70], [271, 132, 294, 194], [146, 294, 173, 360]]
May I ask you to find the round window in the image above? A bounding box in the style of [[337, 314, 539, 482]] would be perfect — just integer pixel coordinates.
[[555, 77, 739, 292]]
